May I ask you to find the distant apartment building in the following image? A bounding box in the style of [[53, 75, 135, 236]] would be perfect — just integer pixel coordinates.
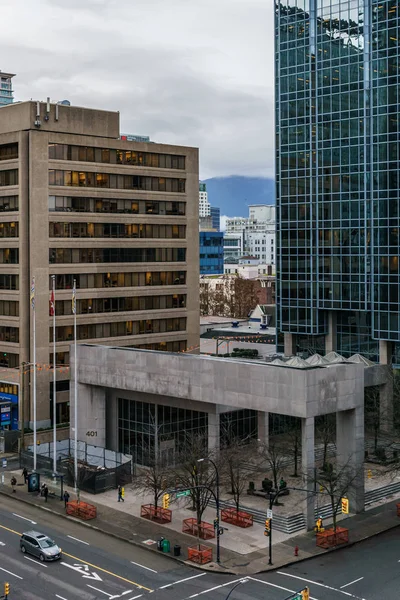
[[210, 206, 220, 231], [199, 231, 224, 275], [0, 100, 199, 430], [223, 232, 244, 260], [0, 71, 15, 106], [225, 204, 275, 264], [199, 182, 210, 217]]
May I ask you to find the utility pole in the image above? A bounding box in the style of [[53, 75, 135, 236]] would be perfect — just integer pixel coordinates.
[[19, 361, 26, 456]]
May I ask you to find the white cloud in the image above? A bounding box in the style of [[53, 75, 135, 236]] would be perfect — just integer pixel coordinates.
[[1, 0, 274, 179]]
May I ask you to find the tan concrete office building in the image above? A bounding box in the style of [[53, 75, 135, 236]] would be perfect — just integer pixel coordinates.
[[0, 100, 199, 429]]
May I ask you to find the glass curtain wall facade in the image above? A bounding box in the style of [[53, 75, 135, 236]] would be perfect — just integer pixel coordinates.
[[276, 0, 400, 361]]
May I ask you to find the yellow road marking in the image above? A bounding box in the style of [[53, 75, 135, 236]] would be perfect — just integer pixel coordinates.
[[0, 523, 152, 592], [0, 524, 21, 536]]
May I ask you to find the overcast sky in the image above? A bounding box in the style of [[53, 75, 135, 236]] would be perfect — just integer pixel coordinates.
[[1, 0, 274, 180]]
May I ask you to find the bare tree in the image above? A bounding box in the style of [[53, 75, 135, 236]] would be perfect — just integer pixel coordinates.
[[233, 276, 261, 319], [287, 419, 302, 477], [259, 438, 287, 492], [220, 434, 257, 514], [133, 450, 171, 513], [174, 432, 215, 526], [315, 414, 336, 470], [309, 457, 362, 533]]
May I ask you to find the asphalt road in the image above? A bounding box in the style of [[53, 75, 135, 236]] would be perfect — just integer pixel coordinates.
[[0, 494, 399, 600]]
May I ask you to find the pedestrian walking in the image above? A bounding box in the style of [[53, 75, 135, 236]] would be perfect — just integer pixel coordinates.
[[63, 490, 70, 508], [43, 484, 49, 502], [22, 467, 28, 484], [10, 476, 16, 493], [117, 484, 124, 502]]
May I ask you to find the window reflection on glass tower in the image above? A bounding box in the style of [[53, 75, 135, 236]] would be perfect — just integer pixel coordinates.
[[275, 0, 400, 363]]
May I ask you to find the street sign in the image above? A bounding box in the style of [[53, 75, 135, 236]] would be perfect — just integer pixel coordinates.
[[267, 509, 273, 519], [218, 528, 224, 535], [176, 490, 190, 498]]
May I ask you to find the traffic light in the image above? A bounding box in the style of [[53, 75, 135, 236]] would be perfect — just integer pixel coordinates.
[[301, 587, 309, 600], [4, 582, 10, 597], [341, 497, 349, 515], [162, 493, 170, 509], [264, 518, 271, 536]]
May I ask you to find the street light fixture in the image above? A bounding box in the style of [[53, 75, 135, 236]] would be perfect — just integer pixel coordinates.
[[224, 579, 248, 600], [197, 457, 221, 564]]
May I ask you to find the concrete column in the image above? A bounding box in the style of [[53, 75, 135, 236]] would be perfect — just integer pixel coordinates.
[[70, 383, 106, 448], [301, 416, 315, 530], [257, 411, 269, 450], [208, 411, 220, 454], [325, 312, 337, 354], [105, 394, 118, 451], [379, 340, 394, 433], [336, 408, 365, 514], [379, 340, 392, 365], [284, 333, 296, 357]]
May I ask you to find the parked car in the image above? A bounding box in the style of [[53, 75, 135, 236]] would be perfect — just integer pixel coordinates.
[[20, 531, 62, 562]]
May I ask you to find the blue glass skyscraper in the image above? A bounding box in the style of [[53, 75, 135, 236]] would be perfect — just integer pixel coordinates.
[[276, 0, 400, 364]]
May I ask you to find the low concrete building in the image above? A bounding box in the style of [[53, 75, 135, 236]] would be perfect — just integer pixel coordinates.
[[71, 344, 373, 529]]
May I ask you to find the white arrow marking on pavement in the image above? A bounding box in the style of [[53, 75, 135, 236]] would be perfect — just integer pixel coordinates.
[[12, 513, 37, 524], [0, 541, 5, 546], [109, 591, 133, 600], [61, 561, 102, 581]]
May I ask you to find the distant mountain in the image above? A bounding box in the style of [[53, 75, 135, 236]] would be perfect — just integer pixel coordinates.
[[203, 176, 275, 217]]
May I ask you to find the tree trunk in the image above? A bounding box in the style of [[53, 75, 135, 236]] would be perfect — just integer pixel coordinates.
[[331, 496, 337, 534], [293, 441, 298, 477]]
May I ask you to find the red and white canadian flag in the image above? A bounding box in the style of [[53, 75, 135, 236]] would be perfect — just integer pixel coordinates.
[[49, 289, 55, 317]]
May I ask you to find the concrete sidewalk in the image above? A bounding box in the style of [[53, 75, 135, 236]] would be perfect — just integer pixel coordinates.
[[0, 466, 399, 575]]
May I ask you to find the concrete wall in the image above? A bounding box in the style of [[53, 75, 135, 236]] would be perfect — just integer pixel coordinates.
[[72, 345, 364, 426]]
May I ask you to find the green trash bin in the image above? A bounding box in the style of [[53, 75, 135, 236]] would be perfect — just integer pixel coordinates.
[[162, 539, 170, 553]]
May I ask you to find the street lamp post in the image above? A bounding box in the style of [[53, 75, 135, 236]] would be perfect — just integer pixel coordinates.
[[224, 579, 248, 600], [268, 487, 286, 566], [198, 457, 220, 564]]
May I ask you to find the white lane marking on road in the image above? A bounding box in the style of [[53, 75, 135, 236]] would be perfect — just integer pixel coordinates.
[[276, 572, 367, 599], [0, 566, 23, 580], [56, 595, 69, 600], [86, 584, 112, 597], [109, 591, 135, 600], [61, 561, 102, 581], [125, 595, 142, 600], [67, 535, 89, 545], [24, 556, 48, 568], [159, 573, 206, 589], [12, 513, 36, 524], [130, 560, 157, 573], [340, 577, 364, 589], [186, 577, 245, 599], [0, 541, 5, 546], [248, 577, 320, 600]]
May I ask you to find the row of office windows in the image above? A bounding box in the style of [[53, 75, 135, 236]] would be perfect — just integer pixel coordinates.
[[0, 195, 18, 211], [48, 196, 186, 216], [0, 326, 19, 343], [0, 249, 18, 264], [0, 274, 18, 289], [51, 271, 186, 290], [0, 353, 19, 368], [0, 222, 18, 237], [0, 169, 18, 187], [0, 300, 19, 316], [53, 294, 186, 316], [50, 317, 186, 342], [49, 222, 186, 239], [49, 247, 186, 264], [0, 143, 18, 161], [49, 170, 186, 193], [49, 144, 186, 170], [50, 339, 188, 366]]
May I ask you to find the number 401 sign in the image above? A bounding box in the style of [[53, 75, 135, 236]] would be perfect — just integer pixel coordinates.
[[86, 431, 97, 437]]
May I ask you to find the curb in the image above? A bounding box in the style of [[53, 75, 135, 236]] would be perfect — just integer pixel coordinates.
[[0, 490, 236, 574], [256, 520, 400, 574]]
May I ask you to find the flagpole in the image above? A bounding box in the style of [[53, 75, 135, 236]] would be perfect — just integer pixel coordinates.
[[52, 275, 57, 475], [73, 280, 78, 493], [32, 277, 37, 473]]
